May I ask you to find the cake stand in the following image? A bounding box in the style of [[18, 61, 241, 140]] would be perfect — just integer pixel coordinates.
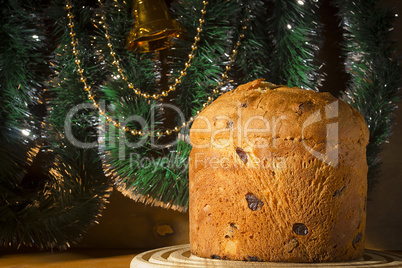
[[130, 244, 402, 267]]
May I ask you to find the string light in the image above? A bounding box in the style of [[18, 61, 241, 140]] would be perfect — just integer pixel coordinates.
[[32, 35, 40, 41], [21, 129, 30, 136], [65, 0, 249, 137]]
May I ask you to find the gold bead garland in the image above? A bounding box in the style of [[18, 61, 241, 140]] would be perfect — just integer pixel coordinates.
[[98, 0, 208, 100], [65, 0, 249, 137]]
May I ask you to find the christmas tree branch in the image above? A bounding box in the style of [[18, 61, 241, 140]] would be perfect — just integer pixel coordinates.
[[0, 0, 46, 178], [334, 0, 401, 189], [266, 0, 324, 90]]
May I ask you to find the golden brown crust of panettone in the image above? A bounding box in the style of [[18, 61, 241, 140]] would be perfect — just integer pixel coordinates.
[[189, 79, 369, 262], [190, 79, 369, 148]]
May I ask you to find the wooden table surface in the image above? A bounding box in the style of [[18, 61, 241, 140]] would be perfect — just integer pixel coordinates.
[[0, 248, 141, 268], [1, 248, 401, 268]]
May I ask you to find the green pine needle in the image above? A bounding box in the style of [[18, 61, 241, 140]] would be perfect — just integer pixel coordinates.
[[335, 0, 401, 190], [266, 0, 324, 90]]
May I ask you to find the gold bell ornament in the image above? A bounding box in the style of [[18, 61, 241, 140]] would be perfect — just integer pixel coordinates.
[[127, 0, 185, 53]]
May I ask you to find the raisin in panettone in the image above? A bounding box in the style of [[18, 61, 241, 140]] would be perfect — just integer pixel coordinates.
[[188, 79, 369, 262]]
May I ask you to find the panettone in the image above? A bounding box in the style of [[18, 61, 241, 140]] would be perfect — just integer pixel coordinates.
[[188, 79, 369, 262]]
